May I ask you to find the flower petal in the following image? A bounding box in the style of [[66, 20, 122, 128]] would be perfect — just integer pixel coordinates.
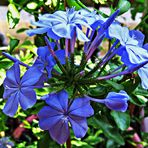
[[76, 27, 89, 42], [26, 28, 49, 36], [6, 62, 20, 85], [19, 88, 36, 110], [69, 97, 94, 117], [3, 92, 19, 117], [129, 30, 145, 47], [49, 118, 70, 144], [138, 65, 148, 89], [47, 29, 61, 40], [54, 50, 66, 65], [45, 90, 68, 112], [69, 115, 88, 138], [52, 23, 73, 39], [37, 46, 50, 60], [38, 106, 63, 130], [21, 67, 42, 86]]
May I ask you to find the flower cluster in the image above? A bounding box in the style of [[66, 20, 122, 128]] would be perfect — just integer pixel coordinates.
[[2, 8, 148, 144]]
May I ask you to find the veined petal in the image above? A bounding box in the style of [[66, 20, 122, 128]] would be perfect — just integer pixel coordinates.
[[3, 92, 19, 117], [54, 50, 66, 65], [21, 67, 42, 86], [69, 115, 88, 138], [52, 23, 73, 39], [129, 30, 145, 47], [45, 90, 68, 112], [19, 88, 36, 110], [138, 65, 148, 89], [69, 97, 94, 117], [37, 46, 50, 59], [47, 29, 61, 40], [76, 27, 89, 42], [49, 118, 70, 144], [125, 45, 148, 64], [6, 62, 20, 85], [38, 106, 63, 130], [3, 80, 18, 99], [143, 43, 148, 50], [26, 27, 49, 36]]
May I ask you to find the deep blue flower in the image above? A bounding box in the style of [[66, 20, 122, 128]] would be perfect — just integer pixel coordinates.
[[26, 8, 90, 42], [3, 62, 42, 117], [87, 90, 129, 112], [109, 24, 148, 65], [34, 44, 65, 78], [38, 90, 94, 144]]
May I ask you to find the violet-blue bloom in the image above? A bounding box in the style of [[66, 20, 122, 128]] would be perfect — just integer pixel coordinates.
[[26, 8, 90, 42], [34, 44, 65, 78], [109, 24, 148, 65], [3, 62, 42, 117], [38, 90, 94, 144], [88, 90, 129, 112], [109, 25, 148, 89]]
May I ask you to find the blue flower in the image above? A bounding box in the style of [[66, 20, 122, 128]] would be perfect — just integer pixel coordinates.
[[87, 90, 129, 112], [34, 44, 65, 78], [78, 9, 105, 29], [104, 91, 129, 112], [26, 8, 90, 42], [109, 25, 148, 89], [109, 24, 148, 65], [3, 62, 42, 117], [38, 90, 94, 144]]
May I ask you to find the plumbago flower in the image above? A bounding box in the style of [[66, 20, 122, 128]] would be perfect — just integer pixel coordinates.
[[38, 90, 94, 144], [34, 44, 65, 78], [2, 7, 148, 146], [109, 24, 148, 89], [26, 8, 91, 42], [3, 62, 42, 117]]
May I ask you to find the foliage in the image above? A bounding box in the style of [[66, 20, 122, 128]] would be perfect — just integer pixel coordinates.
[[0, 0, 147, 147]]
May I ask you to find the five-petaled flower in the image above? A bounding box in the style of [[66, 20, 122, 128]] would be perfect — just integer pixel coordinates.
[[26, 8, 91, 42], [38, 90, 94, 144], [34, 44, 65, 78], [3, 62, 42, 117]]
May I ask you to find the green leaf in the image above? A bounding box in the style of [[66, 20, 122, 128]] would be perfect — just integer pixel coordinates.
[[7, 3, 20, 28], [122, 77, 140, 94], [106, 80, 124, 90], [16, 28, 29, 33], [37, 132, 60, 148], [66, 0, 82, 10], [9, 38, 19, 53], [88, 117, 125, 145], [111, 111, 130, 131]]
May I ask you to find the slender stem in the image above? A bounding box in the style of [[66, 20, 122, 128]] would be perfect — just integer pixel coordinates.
[[85, 95, 105, 104], [45, 37, 67, 75], [56, 40, 61, 50], [2, 52, 30, 68], [101, 40, 119, 62], [66, 136, 71, 148], [109, 64, 126, 74]]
